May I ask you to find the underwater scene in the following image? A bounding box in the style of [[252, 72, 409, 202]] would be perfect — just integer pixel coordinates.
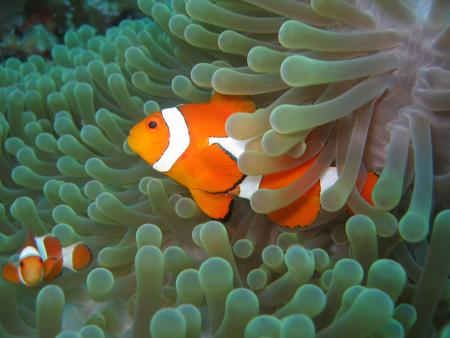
[[0, 0, 449, 337]]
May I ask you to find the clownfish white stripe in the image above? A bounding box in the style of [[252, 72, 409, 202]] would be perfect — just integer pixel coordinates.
[[18, 267, 27, 285], [239, 175, 262, 199], [34, 236, 48, 261], [153, 107, 190, 172], [19, 246, 39, 260], [208, 136, 262, 199], [62, 244, 75, 271], [320, 167, 339, 196], [208, 137, 247, 159]]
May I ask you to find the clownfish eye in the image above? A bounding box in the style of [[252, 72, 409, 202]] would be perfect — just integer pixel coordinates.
[[39, 258, 43, 263], [20, 261, 24, 267], [148, 121, 157, 129]]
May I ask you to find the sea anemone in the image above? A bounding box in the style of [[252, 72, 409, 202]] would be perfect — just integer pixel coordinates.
[[0, 0, 449, 337]]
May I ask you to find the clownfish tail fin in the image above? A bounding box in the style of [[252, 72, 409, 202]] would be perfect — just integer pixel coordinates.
[[360, 171, 379, 206], [71, 243, 92, 271], [62, 242, 92, 271]]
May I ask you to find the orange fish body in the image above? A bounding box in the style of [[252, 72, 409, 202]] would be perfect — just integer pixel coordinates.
[[128, 93, 377, 227], [2, 231, 92, 287]]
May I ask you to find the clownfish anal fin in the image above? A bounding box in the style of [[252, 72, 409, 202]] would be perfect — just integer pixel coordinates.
[[190, 189, 234, 221], [2, 262, 19, 284], [267, 181, 321, 228], [196, 143, 244, 193], [43, 258, 63, 281]]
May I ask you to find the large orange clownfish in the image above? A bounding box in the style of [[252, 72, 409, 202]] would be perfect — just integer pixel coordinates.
[[2, 231, 92, 287], [128, 93, 377, 228]]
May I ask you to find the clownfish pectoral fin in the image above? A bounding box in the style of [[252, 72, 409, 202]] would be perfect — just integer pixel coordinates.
[[2, 262, 20, 284], [266, 181, 321, 228], [43, 258, 63, 281], [71, 243, 92, 271], [209, 93, 255, 114], [197, 143, 244, 193], [190, 189, 234, 221]]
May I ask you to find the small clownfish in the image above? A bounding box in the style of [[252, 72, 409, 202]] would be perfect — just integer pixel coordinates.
[[128, 93, 378, 228], [1, 231, 92, 287]]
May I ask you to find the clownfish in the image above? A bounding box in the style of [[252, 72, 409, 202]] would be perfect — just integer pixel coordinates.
[[1, 231, 92, 287], [128, 93, 378, 228]]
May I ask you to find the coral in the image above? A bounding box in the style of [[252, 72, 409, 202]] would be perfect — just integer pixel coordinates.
[[0, 0, 141, 62], [0, 0, 449, 337], [0, 0, 26, 34], [0, 25, 59, 60]]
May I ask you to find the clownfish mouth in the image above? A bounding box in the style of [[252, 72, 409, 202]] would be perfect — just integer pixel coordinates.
[[127, 135, 140, 157], [127, 134, 136, 147]]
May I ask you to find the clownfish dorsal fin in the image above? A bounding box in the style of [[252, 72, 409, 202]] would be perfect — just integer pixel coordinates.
[[196, 143, 244, 193], [209, 92, 256, 114], [24, 230, 35, 248], [190, 189, 234, 221], [2, 261, 20, 284]]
